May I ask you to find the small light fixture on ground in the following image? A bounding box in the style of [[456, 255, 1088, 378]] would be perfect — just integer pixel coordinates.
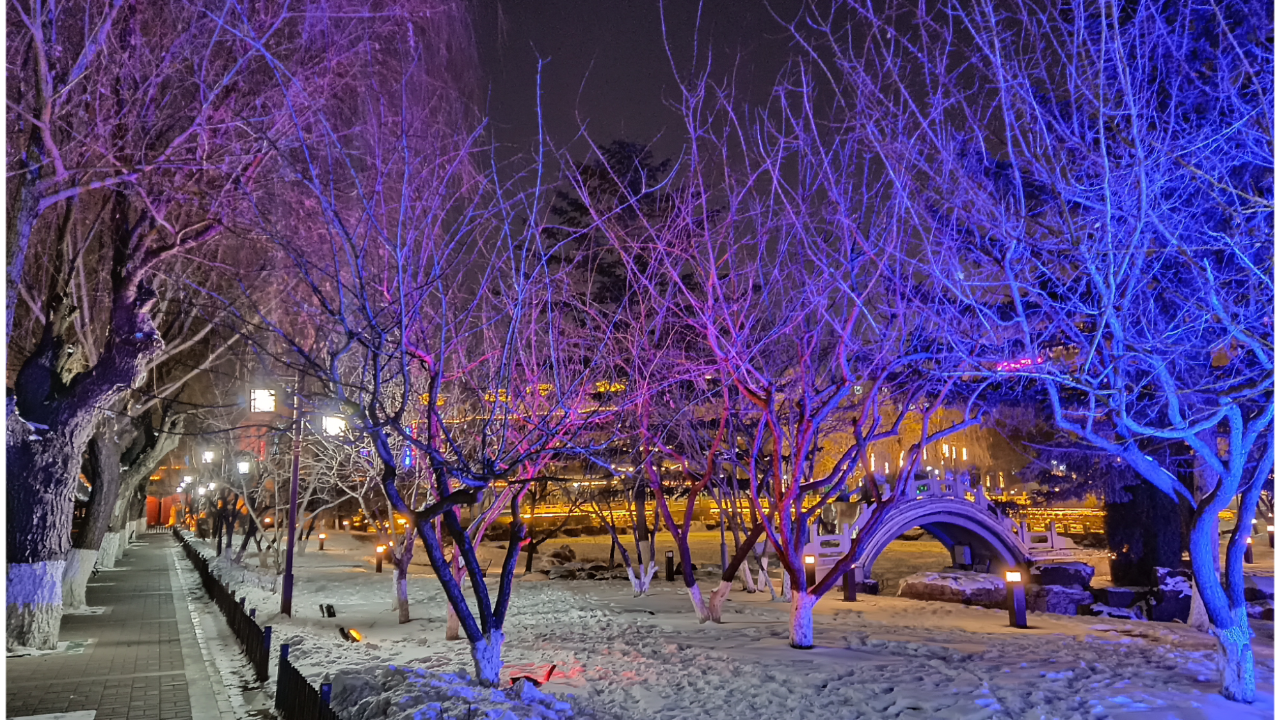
[[1244, 536, 1254, 564], [1005, 570, 1027, 628], [665, 550, 675, 582], [804, 554, 817, 589], [1268, 525, 1274, 549], [318, 533, 327, 551], [375, 545, 386, 573]]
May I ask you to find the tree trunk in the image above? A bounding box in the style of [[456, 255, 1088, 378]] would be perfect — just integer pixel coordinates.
[[1189, 506, 1254, 702], [469, 630, 505, 687], [1214, 606, 1255, 703], [63, 429, 129, 607], [789, 590, 816, 649], [707, 579, 733, 622], [7, 411, 81, 649], [686, 581, 710, 623], [394, 563, 410, 624]]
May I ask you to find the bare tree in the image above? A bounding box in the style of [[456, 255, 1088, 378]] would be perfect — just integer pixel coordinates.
[[795, 0, 1272, 700], [5, 0, 336, 649]]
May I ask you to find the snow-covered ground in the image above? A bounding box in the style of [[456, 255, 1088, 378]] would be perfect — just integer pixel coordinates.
[[193, 530, 1274, 720]]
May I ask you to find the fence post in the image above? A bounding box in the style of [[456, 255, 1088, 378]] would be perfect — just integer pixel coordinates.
[[276, 643, 290, 714]]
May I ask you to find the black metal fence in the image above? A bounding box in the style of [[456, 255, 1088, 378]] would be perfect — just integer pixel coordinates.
[[172, 529, 340, 718], [276, 643, 338, 720]]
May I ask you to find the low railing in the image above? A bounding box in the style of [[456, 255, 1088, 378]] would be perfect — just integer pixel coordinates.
[[172, 529, 341, 718], [174, 528, 271, 682], [276, 643, 338, 720]]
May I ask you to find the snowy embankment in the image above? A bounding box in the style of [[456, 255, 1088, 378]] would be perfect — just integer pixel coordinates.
[[188, 531, 1274, 720]]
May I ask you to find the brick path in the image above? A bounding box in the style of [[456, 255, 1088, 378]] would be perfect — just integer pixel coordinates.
[[7, 533, 229, 720]]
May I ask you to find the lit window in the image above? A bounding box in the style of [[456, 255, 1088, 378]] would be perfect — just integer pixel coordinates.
[[322, 416, 346, 436], [237, 461, 251, 474], [962, 447, 968, 461], [202, 450, 215, 464], [250, 389, 276, 413]]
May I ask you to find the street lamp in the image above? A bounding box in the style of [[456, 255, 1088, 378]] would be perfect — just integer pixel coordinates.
[[201, 450, 215, 464], [318, 533, 327, 551], [665, 550, 675, 582], [375, 545, 386, 573], [1244, 536, 1254, 565], [804, 554, 817, 589], [237, 461, 251, 475]]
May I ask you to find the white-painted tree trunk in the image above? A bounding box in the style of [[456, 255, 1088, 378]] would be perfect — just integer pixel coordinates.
[[98, 532, 122, 569], [61, 549, 98, 609], [470, 630, 505, 687], [626, 561, 659, 596], [1214, 605, 1256, 703], [394, 570, 409, 624], [789, 590, 816, 649], [7, 561, 65, 650], [707, 579, 734, 623], [686, 583, 711, 623], [445, 603, 461, 640], [1189, 580, 1212, 633], [740, 561, 757, 593]]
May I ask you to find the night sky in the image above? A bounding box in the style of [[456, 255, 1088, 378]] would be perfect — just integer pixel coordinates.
[[475, 0, 807, 163]]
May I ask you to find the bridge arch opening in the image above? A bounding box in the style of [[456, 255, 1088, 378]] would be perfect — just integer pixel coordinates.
[[853, 501, 1027, 591]]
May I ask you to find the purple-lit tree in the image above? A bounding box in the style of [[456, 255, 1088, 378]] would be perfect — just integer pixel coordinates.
[[228, 12, 633, 684], [796, 0, 1272, 700], [5, 0, 324, 648]]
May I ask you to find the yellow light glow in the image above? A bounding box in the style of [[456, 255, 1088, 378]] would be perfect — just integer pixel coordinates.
[[1246, 537, 1253, 545], [348, 629, 363, 642], [1005, 571, 1022, 583], [319, 534, 327, 539], [804, 555, 816, 565], [376, 545, 387, 553]]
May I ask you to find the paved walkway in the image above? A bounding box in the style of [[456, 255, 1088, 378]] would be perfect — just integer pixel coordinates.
[[6, 533, 231, 720]]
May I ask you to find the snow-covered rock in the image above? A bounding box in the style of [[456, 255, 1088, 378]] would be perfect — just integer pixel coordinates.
[[1090, 603, 1145, 621], [1148, 567, 1192, 623], [1244, 572, 1274, 602], [896, 571, 1005, 608], [1031, 562, 1095, 589], [1091, 586, 1149, 609], [1027, 585, 1094, 615]]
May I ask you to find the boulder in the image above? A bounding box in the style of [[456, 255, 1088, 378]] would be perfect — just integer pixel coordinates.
[[1246, 600, 1272, 620], [1244, 573, 1274, 603], [1147, 566, 1192, 623], [1031, 562, 1095, 589], [548, 545, 577, 564], [899, 528, 928, 541], [1091, 586, 1149, 609], [896, 571, 1006, 608], [1090, 603, 1145, 621], [1026, 584, 1094, 615], [547, 566, 577, 580], [330, 670, 381, 710], [587, 564, 609, 572]]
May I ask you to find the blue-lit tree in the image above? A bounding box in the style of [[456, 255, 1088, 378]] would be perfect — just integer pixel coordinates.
[[798, 0, 1272, 700]]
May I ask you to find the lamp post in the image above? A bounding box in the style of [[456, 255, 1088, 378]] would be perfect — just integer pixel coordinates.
[[1005, 570, 1027, 628], [1244, 536, 1254, 565], [1268, 524, 1274, 549], [375, 545, 386, 573], [842, 564, 861, 602], [665, 550, 675, 582], [318, 533, 327, 551], [281, 376, 304, 617], [804, 554, 817, 589]]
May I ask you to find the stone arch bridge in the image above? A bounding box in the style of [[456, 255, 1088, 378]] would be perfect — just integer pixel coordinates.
[[804, 476, 1092, 581]]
